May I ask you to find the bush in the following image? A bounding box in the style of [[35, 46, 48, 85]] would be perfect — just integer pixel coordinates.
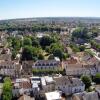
[[3, 77, 12, 100], [33, 69, 64, 75], [94, 73, 100, 84], [81, 75, 92, 89]]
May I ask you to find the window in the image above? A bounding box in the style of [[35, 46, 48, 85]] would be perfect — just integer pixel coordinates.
[[74, 89, 77, 93], [79, 89, 81, 92], [35, 64, 37, 66], [4, 66, 6, 68], [42, 63, 45, 66], [54, 63, 57, 66], [46, 64, 49, 66], [50, 63, 53, 66], [38, 63, 41, 66]]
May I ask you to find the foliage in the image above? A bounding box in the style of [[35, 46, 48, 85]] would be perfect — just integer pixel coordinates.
[[70, 44, 80, 52], [81, 75, 92, 89], [79, 45, 86, 51], [85, 49, 95, 57], [40, 36, 56, 48], [38, 53, 44, 60], [23, 37, 32, 46], [22, 46, 36, 61], [33, 69, 65, 75], [53, 48, 63, 61], [72, 27, 91, 41], [3, 77, 12, 100], [11, 50, 18, 60], [49, 43, 63, 53], [94, 73, 100, 84], [91, 27, 99, 38], [21, 46, 43, 61], [90, 40, 100, 52], [12, 37, 21, 50], [31, 37, 39, 47], [45, 43, 68, 60]]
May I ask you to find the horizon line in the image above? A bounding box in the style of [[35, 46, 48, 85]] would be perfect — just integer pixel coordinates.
[[1, 16, 100, 21]]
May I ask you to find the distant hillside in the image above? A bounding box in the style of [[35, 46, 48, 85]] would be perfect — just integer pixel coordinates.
[[1, 17, 100, 24], [0, 17, 100, 31]]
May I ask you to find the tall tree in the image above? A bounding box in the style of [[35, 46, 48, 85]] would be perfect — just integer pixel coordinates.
[[32, 37, 39, 47], [22, 46, 35, 60], [40, 36, 55, 48], [3, 77, 12, 100], [12, 38, 21, 50]]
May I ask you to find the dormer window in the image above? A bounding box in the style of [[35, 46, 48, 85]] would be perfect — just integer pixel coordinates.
[[38, 63, 41, 66], [35, 64, 37, 66], [50, 63, 53, 66], [54, 63, 57, 66], [42, 63, 45, 66], [46, 64, 49, 66]]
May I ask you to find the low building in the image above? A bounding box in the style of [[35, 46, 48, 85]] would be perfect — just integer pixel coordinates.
[[54, 76, 85, 95], [13, 78, 32, 97], [45, 91, 62, 100], [30, 76, 41, 98], [0, 54, 11, 61], [30, 76, 55, 98], [0, 61, 21, 77], [32, 60, 63, 71], [18, 94, 35, 100], [41, 76, 55, 92], [73, 91, 100, 100], [64, 52, 100, 76]]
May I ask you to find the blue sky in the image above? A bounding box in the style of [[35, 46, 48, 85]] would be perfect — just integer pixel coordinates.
[[0, 0, 100, 20]]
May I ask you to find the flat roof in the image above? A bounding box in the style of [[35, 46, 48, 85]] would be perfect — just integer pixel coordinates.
[[45, 91, 62, 100]]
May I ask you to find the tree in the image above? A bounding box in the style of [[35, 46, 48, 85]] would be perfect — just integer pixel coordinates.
[[12, 38, 21, 50], [72, 27, 90, 41], [53, 48, 63, 61], [49, 43, 63, 53], [90, 40, 100, 52], [22, 46, 36, 60], [32, 38, 39, 47], [23, 37, 32, 46], [21, 46, 42, 61], [81, 75, 92, 89], [38, 54, 44, 60], [91, 27, 99, 38], [70, 44, 80, 52], [12, 50, 17, 60], [40, 36, 55, 48], [94, 73, 100, 84], [79, 45, 85, 51], [3, 77, 12, 100]]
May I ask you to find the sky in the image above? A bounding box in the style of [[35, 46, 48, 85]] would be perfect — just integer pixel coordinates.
[[0, 0, 100, 20]]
